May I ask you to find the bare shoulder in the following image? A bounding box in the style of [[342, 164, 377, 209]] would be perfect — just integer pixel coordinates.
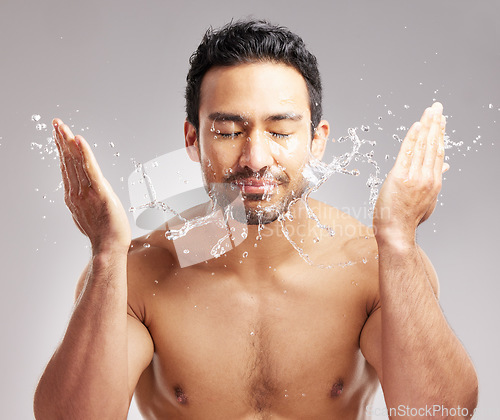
[[308, 198, 377, 253], [309, 199, 380, 310], [126, 228, 178, 325]]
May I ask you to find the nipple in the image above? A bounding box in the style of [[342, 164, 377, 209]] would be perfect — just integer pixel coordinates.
[[175, 386, 188, 404], [330, 380, 344, 397]]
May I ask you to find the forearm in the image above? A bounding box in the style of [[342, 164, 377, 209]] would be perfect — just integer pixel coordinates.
[[34, 250, 129, 419], [377, 237, 478, 416]]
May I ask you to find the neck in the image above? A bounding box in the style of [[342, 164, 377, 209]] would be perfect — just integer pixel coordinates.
[[217, 198, 320, 269], [162, 198, 326, 271]]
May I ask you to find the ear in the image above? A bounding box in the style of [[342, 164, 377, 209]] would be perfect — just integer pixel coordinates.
[[311, 119, 330, 160], [184, 120, 200, 163]]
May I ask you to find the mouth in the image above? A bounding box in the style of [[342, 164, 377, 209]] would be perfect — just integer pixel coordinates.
[[234, 178, 279, 195]]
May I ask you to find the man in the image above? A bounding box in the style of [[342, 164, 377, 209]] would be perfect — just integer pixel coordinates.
[[34, 20, 478, 419]]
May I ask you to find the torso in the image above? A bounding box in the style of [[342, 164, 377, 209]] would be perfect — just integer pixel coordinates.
[[127, 200, 381, 419]]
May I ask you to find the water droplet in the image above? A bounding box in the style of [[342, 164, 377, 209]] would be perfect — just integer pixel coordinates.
[[313, 237, 320, 243], [283, 290, 287, 294], [114, 152, 120, 157], [109, 142, 115, 148], [361, 125, 370, 132], [154, 279, 158, 284], [31, 114, 41, 122], [404, 104, 410, 109], [36, 123, 47, 131], [362, 258, 367, 264], [250, 331, 255, 336], [143, 243, 150, 248], [242, 252, 249, 258], [488, 104, 493, 109], [183, 249, 190, 254]]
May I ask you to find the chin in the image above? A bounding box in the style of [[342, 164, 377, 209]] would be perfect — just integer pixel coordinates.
[[245, 208, 281, 225]]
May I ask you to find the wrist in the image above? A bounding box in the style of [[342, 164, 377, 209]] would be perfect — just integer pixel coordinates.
[[374, 225, 416, 251], [91, 238, 131, 257], [91, 244, 130, 259]]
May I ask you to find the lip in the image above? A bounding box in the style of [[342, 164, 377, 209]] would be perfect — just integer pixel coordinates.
[[234, 179, 278, 194]]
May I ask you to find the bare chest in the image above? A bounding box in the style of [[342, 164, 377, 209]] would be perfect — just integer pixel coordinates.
[[133, 264, 379, 418]]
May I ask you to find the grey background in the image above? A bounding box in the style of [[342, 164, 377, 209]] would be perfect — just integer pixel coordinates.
[[1, 0, 499, 418]]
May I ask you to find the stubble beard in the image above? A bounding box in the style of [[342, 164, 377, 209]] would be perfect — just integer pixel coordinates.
[[202, 165, 309, 226], [242, 179, 307, 225], [205, 178, 308, 226]]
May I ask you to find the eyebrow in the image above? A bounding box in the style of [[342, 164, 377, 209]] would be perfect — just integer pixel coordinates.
[[207, 112, 303, 123], [208, 112, 246, 123], [265, 112, 303, 122]]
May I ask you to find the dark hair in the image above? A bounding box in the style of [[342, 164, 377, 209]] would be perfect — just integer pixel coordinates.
[[185, 19, 322, 138]]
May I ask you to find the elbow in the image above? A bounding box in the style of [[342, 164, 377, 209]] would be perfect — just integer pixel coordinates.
[[461, 371, 479, 419], [33, 376, 54, 420], [34, 377, 129, 420], [447, 367, 478, 419]]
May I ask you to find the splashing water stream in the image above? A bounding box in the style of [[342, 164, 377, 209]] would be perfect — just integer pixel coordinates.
[[29, 107, 491, 268]]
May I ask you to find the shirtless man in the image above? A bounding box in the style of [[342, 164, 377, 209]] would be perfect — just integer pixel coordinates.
[[34, 20, 478, 419]]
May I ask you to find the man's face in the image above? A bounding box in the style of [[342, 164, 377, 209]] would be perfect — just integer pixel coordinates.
[[187, 61, 326, 225]]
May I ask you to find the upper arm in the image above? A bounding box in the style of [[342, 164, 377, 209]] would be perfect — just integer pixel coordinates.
[[73, 258, 155, 402], [359, 244, 440, 385], [360, 307, 383, 384], [126, 313, 155, 400]]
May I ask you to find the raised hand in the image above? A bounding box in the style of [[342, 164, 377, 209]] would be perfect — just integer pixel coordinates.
[[53, 118, 131, 254], [373, 102, 448, 243]]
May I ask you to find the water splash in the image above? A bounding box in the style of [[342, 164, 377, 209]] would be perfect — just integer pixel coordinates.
[[29, 103, 496, 261]]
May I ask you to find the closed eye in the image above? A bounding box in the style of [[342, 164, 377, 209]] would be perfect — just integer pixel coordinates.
[[268, 132, 291, 139], [219, 132, 243, 138]]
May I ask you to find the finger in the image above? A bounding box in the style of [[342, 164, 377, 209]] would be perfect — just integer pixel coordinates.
[[55, 121, 92, 189], [434, 116, 447, 179], [53, 127, 70, 194], [70, 135, 92, 189], [422, 110, 443, 175], [409, 107, 433, 179], [74, 134, 105, 187], [394, 121, 422, 177], [57, 122, 82, 192]]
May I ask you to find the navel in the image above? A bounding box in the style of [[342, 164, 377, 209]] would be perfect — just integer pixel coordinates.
[[174, 386, 188, 405], [330, 380, 344, 398]]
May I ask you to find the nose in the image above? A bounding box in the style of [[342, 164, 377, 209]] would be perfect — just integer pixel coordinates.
[[238, 130, 275, 172]]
